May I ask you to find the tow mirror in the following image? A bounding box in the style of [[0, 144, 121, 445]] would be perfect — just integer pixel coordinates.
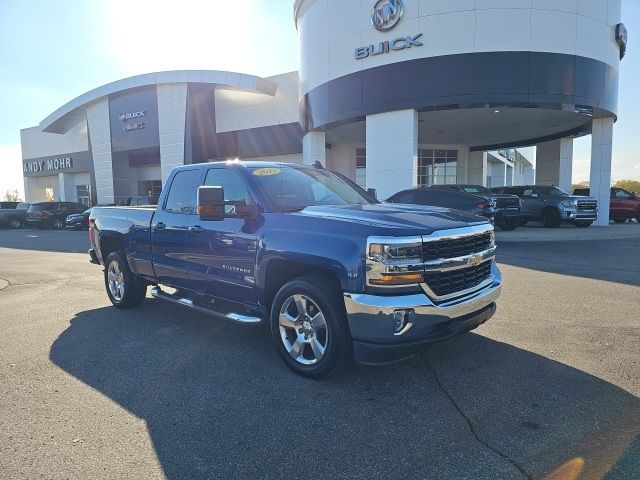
[[197, 186, 258, 221], [197, 186, 225, 221], [367, 188, 378, 200]]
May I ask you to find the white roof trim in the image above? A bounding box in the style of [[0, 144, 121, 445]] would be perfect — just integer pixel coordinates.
[[40, 70, 278, 134]]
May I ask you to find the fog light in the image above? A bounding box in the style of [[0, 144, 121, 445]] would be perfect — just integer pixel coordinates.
[[393, 309, 413, 334]]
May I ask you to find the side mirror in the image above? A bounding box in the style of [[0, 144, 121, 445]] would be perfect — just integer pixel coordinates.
[[367, 188, 378, 200], [197, 186, 226, 221], [197, 186, 259, 221]]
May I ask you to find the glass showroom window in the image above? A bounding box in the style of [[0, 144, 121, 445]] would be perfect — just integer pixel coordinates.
[[418, 149, 457, 186], [356, 148, 366, 188], [139, 180, 162, 203], [76, 185, 92, 207]]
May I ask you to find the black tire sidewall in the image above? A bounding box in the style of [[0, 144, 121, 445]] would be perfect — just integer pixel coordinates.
[[104, 251, 146, 308], [270, 276, 348, 378], [543, 209, 560, 228], [10, 219, 22, 229]]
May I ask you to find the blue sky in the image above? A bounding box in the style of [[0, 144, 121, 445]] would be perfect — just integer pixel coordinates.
[[0, 0, 638, 197]]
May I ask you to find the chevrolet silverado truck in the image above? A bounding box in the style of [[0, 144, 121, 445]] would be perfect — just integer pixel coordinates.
[[89, 161, 502, 378]]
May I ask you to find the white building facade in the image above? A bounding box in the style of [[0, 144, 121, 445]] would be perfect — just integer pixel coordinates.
[[21, 0, 625, 225]]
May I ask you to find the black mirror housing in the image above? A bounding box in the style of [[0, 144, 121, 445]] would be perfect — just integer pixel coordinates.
[[367, 188, 378, 200], [197, 186, 225, 221]]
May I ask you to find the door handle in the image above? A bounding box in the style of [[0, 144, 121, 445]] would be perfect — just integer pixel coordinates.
[[155, 222, 166, 230], [188, 225, 204, 233]]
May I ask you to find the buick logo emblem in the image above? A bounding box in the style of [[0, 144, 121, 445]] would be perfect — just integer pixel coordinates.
[[371, 0, 404, 32]]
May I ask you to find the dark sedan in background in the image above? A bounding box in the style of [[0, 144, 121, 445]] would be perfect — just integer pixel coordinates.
[[430, 184, 521, 230], [386, 188, 496, 223], [65, 208, 92, 230]]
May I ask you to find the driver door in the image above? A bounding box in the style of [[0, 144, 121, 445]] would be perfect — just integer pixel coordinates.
[[183, 167, 259, 306]]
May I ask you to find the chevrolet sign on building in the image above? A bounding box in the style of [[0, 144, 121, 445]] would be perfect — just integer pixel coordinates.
[[20, 0, 624, 227]]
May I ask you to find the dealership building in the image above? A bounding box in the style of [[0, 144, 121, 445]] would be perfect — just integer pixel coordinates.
[[21, 0, 625, 225]]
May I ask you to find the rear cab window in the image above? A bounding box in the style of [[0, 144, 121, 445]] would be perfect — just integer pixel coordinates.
[[164, 169, 200, 214]]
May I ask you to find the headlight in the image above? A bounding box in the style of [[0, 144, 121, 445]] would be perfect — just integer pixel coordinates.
[[367, 238, 423, 287], [561, 199, 577, 208]]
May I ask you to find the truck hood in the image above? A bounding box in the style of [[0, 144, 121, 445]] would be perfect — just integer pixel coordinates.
[[296, 203, 488, 233]]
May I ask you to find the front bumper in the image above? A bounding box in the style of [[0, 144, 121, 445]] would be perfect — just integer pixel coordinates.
[[495, 207, 520, 223], [563, 209, 598, 222], [344, 262, 502, 365]]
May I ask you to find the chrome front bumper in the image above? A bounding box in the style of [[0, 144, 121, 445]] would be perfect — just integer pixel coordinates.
[[344, 262, 502, 364]]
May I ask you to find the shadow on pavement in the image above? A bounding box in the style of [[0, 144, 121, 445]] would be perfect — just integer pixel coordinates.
[[496, 238, 640, 287], [50, 300, 640, 479]]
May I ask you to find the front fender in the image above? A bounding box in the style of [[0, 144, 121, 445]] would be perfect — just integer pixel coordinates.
[[256, 228, 364, 296]]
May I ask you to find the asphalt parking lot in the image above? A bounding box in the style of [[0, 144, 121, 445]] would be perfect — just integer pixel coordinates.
[[0, 227, 638, 479]]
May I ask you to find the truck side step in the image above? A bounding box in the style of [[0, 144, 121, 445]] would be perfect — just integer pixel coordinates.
[[150, 286, 262, 324]]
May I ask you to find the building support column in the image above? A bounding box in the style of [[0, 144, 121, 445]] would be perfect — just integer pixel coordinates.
[[468, 151, 487, 186], [366, 109, 417, 199], [535, 138, 573, 192], [302, 131, 326, 166], [86, 99, 114, 204], [158, 83, 188, 186], [589, 118, 614, 226], [57, 173, 67, 201]]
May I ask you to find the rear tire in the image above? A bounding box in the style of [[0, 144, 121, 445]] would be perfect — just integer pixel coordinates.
[[9, 218, 23, 229], [575, 221, 593, 228], [52, 217, 65, 229], [542, 209, 561, 228], [270, 275, 349, 378], [104, 251, 147, 309]]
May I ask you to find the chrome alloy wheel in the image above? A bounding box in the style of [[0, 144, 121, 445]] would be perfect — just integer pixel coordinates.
[[278, 294, 329, 365], [53, 218, 65, 229], [107, 260, 125, 302]]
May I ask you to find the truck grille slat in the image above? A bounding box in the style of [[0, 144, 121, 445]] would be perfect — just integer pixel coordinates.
[[577, 200, 597, 211], [423, 262, 492, 297], [422, 231, 492, 262], [495, 198, 520, 208]]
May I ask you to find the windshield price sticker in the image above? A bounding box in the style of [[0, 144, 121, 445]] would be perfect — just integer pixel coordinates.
[[253, 168, 281, 176]]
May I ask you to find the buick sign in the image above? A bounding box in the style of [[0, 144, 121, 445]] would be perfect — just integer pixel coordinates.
[[119, 111, 146, 122], [355, 33, 423, 60], [372, 0, 404, 32]]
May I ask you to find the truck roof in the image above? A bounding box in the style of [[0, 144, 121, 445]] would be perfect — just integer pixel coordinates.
[[172, 160, 314, 172]]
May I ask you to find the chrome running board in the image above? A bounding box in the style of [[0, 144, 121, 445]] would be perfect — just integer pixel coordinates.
[[150, 286, 262, 324]]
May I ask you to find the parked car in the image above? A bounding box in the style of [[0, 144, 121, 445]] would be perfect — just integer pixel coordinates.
[[65, 207, 92, 230], [386, 188, 496, 223], [0, 202, 30, 229], [492, 186, 597, 228], [26, 201, 87, 229], [574, 187, 640, 224], [65, 205, 116, 229], [430, 184, 521, 231], [89, 161, 502, 378]]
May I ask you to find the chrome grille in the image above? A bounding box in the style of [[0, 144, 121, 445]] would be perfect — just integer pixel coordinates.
[[422, 231, 492, 262], [423, 262, 492, 297], [577, 200, 597, 211]]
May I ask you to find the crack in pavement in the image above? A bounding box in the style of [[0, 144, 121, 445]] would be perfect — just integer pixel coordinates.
[[419, 350, 533, 480]]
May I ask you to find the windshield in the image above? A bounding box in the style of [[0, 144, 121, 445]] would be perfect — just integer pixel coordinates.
[[536, 186, 571, 196], [249, 166, 373, 212], [461, 185, 490, 194]]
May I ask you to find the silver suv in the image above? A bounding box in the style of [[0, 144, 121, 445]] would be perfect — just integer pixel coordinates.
[[492, 185, 598, 228]]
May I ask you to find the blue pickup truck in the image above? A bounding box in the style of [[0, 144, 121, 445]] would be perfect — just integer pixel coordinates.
[[89, 161, 502, 377]]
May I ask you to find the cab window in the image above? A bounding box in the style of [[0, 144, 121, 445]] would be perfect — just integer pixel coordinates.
[[164, 169, 200, 214], [204, 168, 249, 214]]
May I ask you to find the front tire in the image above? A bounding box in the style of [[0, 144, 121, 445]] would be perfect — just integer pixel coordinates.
[[104, 251, 147, 308], [270, 275, 349, 378], [52, 217, 65, 229], [542, 209, 561, 228], [499, 219, 519, 231]]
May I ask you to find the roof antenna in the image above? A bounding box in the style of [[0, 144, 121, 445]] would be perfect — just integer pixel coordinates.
[[313, 161, 324, 169]]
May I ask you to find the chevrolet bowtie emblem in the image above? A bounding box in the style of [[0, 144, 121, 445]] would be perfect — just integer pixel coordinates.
[[469, 255, 483, 267]]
